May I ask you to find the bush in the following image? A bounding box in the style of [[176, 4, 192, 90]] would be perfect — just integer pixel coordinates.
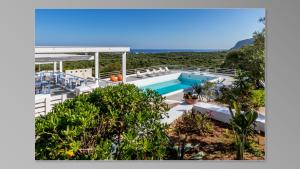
[[251, 89, 265, 108], [35, 84, 170, 160], [175, 109, 213, 136], [171, 110, 213, 159], [202, 81, 216, 102], [217, 71, 257, 112], [35, 94, 103, 160], [229, 101, 258, 160]]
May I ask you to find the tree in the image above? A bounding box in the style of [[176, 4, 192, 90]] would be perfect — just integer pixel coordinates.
[[222, 50, 247, 69], [222, 17, 265, 88], [218, 70, 255, 112]]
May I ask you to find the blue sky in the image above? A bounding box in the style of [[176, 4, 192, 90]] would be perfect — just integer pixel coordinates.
[[35, 9, 265, 49]]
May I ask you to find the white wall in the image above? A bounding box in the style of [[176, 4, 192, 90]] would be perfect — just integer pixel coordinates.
[[35, 94, 67, 117], [127, 72, 181, 87]]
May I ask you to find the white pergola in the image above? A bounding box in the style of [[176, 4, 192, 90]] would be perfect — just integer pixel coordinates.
[[35, 46, 130, 83]]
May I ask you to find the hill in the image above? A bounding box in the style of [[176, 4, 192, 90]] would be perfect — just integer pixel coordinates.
[[230, 38, 254, 50]]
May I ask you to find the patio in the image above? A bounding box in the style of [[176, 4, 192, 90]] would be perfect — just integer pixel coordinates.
[[35, 46, 130, 96]]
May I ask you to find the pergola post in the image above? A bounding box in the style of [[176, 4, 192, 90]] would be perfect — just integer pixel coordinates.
[[95, 52, 99, 83], [53, 62, 57, 73], [122, 52, 126, 83], [59, 61, 63, 72]]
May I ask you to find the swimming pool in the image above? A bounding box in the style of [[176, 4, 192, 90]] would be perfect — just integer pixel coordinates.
[[140, 73, 217, 95]]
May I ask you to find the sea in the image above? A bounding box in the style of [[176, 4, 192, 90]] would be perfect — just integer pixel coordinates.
[[130, 49, 226, 54]]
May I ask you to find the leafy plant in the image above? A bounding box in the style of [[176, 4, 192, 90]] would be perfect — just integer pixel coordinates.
[[217, 71, 258, 112], [35, 84, 170, 160], [251, 89, 265, 108], [192, 83, 204, 100], [183, 92, 198, 100], [172, 110, 213, 159], [202, 81, 216, 102], [177, 110, 213, 135], [245, 139, 264, 157], [228, 101, 258, 160]]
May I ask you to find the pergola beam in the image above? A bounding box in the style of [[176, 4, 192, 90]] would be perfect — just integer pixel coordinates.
[[35, 46, 130, 53], [35, 54, 94, 62]]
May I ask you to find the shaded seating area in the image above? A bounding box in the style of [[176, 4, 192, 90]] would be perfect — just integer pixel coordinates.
[[35, 72, 87, 94], [35, 46, 130, 96]]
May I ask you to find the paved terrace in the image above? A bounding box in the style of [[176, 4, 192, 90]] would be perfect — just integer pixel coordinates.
[[124, 70, 235, 84]]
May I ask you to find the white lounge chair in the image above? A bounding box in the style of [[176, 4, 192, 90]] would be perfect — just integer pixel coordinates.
[[164, 67, 170, 72], [136, 71, 146, 78], [145, 69, 154, 77], [152, 68, 160, 75], [159, 67, 166, 74]]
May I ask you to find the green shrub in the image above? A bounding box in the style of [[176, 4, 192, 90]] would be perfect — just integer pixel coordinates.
[[175, 110, 213, 135], [35, 94, 102, 160], [202, 81, 216, 102], [251, 89, 265, 108], [229, 101, 258, 160], [171, 110, 213, 159], [35, 84, 169, 160], [245, 139, 264, 157]]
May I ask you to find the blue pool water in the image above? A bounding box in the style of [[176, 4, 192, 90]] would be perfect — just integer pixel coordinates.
[[141, 73, 216, 95]]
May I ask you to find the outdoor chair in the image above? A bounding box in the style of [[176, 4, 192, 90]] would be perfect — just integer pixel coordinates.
[[159, 67, 166, 74], [145, 69, 154, 77], [136, 71, 146, 78], [152, 68, 160, 76], [164, 67, 170, 72]]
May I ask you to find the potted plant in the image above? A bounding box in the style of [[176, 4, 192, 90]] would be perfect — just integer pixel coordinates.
[[117, 71, 123, 81], [192, 83, 203, 101], [183, 92, 198, 104]]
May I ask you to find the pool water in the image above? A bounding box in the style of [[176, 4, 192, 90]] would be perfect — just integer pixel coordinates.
[[141, 73, 216, 95]]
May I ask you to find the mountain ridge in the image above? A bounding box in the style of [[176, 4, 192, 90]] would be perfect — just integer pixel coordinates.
[[230, 38, 254, 50]]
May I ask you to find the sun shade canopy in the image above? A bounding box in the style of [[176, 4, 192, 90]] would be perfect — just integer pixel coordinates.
[[35, 46, 130, 53], [35, 46, 130, 83], [35, 54, 94, 62]]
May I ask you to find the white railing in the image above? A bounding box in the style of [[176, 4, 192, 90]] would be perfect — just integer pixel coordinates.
[[99, 65, 237, 78], [35, 94, 67, 117]]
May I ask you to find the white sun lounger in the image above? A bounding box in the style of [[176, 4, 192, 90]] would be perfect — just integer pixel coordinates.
[[152, 68, 160, 75], [145, 69, 154, 77], [164, 67, 170, 72], [136, 70, 146, 78], [159, 67, 166, 74]]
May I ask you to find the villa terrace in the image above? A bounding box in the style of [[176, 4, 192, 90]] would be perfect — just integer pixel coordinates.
[[34, 46, 265, 135]]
